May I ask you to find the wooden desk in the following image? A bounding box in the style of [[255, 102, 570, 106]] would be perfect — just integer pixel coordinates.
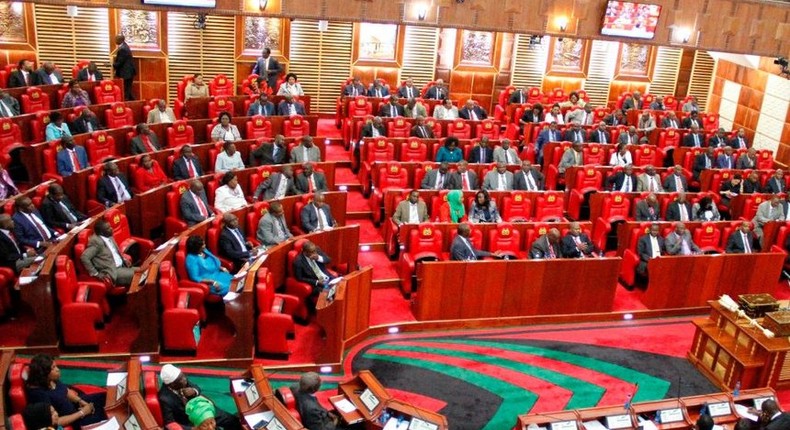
[[185, 95, 312, 119], [88, 392, 159, 430], [681, 392, 738, 427], [105, 358, 143, 412], [515, 410, 580, 430], [644, 254, 784, 309], [576, 405, 634, 430], [316, 266, 372, 363], [0, 351, 14, 430], [224, 252, 262, 361], [630, 399, 688, 430], [231, 365, 305, 430], [414, 258, 621, 321]]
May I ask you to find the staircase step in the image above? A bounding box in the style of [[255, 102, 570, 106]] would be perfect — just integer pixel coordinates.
[[347, 211, 373, 220], [372, 279, 401, 289], [337, 184, 362, 192], [359, 243, 386, 252]]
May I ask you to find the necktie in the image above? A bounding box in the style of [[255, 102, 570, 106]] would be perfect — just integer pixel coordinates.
[[599, 131, 605, 143], [391, 105, 396, 117], [288, 104, 296, 116], [471, 110, 478, 121], [407, 87, 412, 98], [462, 174, 469, 190], [743, 234, 751, 253], [0, 100, 12, 117], [573, 236, 585, 258], [481, 148, 486, 162], [6, 231, 20, 253], [232, 228, 247, 250], [436, 174, 444, 189], [263, 58, 269, 76], [675, 176, 683, 191], [376, 89, 381, 98], [307, 176, 314, 193], [186, 159, 196, 177], [27, 213, 49, 240], [498, 174, 506, 190], [112, 177, 129, 201], [307, 257, 328, 281], [504, 150, 511, 164], [352, 87, 357, 97], [277, 216, 288, 239], [547, 239, 556, 259], [24, 72, 30, 85], [739, 138, 744, 148], [623, 177, 630, 191], [86, 120, 93, 133], [576, 131, 582, 143], [464, 238, 476, 260], [419, 126, 426, 138], [693, 135, 699, 147], [680, 235, 691, 255], [70, 150, 80, 171], [705, 157, 710, 169], [520, 93, 524, 104], [316, 207, 325, 229], [726, 158, 731, 168], [60, 201, 77, 223], [525, 173, 535, 191], [258, 105, 263, 116], [649, 176, 656, 191], [679, 204, 688, 221], [648, 206, 655, 218], [194, 193, 208, 217], [272, 145, 279, 161]]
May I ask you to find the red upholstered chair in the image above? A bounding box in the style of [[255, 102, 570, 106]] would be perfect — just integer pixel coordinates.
[[658, 128, 682, 148], [71, 60, 91, 79], [158, 261, 205, 352], [387, 117, 411, 138], [642, 94, 655, 107], [173, 246, 223, 305], [615, 92, 632, 110], [105, 102, 134, 128], [144, 371, 164, 425], [348, 96, 372, 117], [0, 267, 14, 318], [276, 387, 302, 423], [20, 87, 50, 114], [176, 75, 193, 102], [488, 223, 526, 259], [413, 163, 438, 192], [534, 191, 565, 222], [165, 181, 191, 238], [740, 195, 767, 221], [447, 119, 472, 139], [663, 95, 679, 111], [283, 239, 321, 319], [619, 223, 653, 287], [283, 115, 309, 138], [582, 143, 606, 165], [246, 115, 273, 140], [206, 224, 233, 271], [476, 119, 500, 140], [632, 145, 659, 166], [8, 414, 25, 430], [40, 140, 64, 183], [0, 70, 7, 89], [255, 267, 299, 355], [248, 166, 274, 197], [702, 112, 719, 132], [167, 120, 195, 147], [398, 223, 443, 296], [501, 192, 533, 222], [56, 83, 70, 107], [567, 168, 603, 219], [30, 111, 51, 143], [0, 118, 22, 155], [757, 150, 774, 170], [104, 208, 154, 263], [93, 80, 122, 104], [592, 107, 609, 123], [360, 138, 395, 196], [693, 222, 724, 253], [370, 162, 409, 224], [592, 192, 632, 250], [54, 255, 108, 347], [400, 138, 429, 162], [8, 362, 28, 414], [527, 87, 543, 104], [549, 88, 566, 104], [208, 96, 235, 119], [209, 74, 234, 97], [245, 202, 269, 244], [241, 74, 262, 96], [424, 117, 442, 138], [84, 130, 116, 164]]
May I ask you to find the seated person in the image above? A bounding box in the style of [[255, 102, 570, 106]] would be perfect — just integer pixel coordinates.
[[70, 108, 102, 135], [398, 77, 419, 99], [604, 109, 628, 126], [637, 165, 663, 192], [253, 165, 299, 200], [219, 213, 258, 272], [211, 112, 242, 142], [0, 89, 20, 117], [291, 136, 321, 163], [424, 79, 448, 100], [185, 396, 218, 430], [649, 96, 665, 110], [608, 164, 637, 192], [214, 141, 245, 173], [40, 183, 87, 231], [468, 136, 494, 164], [295, 162, 328, 194], [635, 193, 661, 222], [61, 80, 90, 109], [618, 126, 640, 145], [247, 93, 276, 117], [692, 147, 716, 181], [560, 91, 586, 109], [563, 121, 586, 144], [184, 235, 231, 297], [696, 414, 713, 430], [514, 160, 543, 191], [544, 103, 564, 124], [725, 221, 756, 254], [661, 111, 681, 129], [25, 354, 107, 428], [730, 128, 750, 149], [454, 160, 478, 190], [0, 214, 37, 274], [609, 142, 633, 167], [23, 402, 60, 430], [213, 171, 247, 213], [411, 115, 434, 138], [451, 222, 499, 260], [558, 142, 584, 175], [666, 192, 693, 222], [758, 399, 790, 429], [7, 59, 33, 88], [360, 116, 387, 139], [433, 98, 459, 120], [96, 161, 133, 207], [566, 104, 594, 125], [277, 94, 306, 116], [134, 154, 167, 192], [172, 145, 203, 180], [752, 195, 784, 243], [468, 189, 502, 223], [184, 73, 209, 101], [146, 99, 176, 124], [636, 110, 657, 136], [392, 190, 429, 226], [458, 99, 487, 120], [665, 222, 701, 256], [293, 241, 336, 294], [380, 95, 404, 117], [692, 195, 720, 221], [682, 96, 699, 113], [251, 134, 287, 165], [256, 201, 293, 246], [180, 179, 213, 226], [343, 77, 365, 97], [519, 103, 544, 129], [561, 222, 598, 258], [367, 78, 389, 98], [764, 169, 786, 194], [405, 98, 428, 119], [530, 228, 562, 259], [493, 139, 519, 165], [482, 162, 514, 191], [13, 196, 58, 250], [420, 162, 455, 190], [435, 136, 463, 162], [637, 223, 664, 279], [437, 189, 467, 223], [77, 61, 103, 82], [46, 112, 73, 142], [719, 173, 743, 207], [736, 148, 758, 169], [301, 192, 336, 232], [292, 372, 343, 430], [663, 165, 688, 192], [509, 86, 529, 104], [277, 72, 304, 96], [244, 76, 266, 96], [158, 364, 240, 430], [56, 135, 88, 177], [80, 219, 138, 287]]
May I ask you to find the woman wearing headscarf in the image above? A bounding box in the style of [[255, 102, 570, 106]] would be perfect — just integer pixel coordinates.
[[185, 396, 217, 430], [438, 189, 467, 222]]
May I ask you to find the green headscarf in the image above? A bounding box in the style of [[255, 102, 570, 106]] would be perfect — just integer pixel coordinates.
[[185, 396, 216, 426], [447, 190, 465, 223]]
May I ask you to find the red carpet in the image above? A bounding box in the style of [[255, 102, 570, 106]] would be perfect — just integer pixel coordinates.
[[317, 119, 342, 139], [357, 250, 400, 280], [345, 191, 370, 212], [612, 285, 648, 312], [334, 167, 361, 185], [325, 143, 350, 163], [348, 219, 383, 243], [369, 287, 416, 326]]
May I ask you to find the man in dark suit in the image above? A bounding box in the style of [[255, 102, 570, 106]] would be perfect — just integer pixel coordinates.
[[424, 79, 448, 100], [130, 123, 162, 154], [764, 169, 785, 194], [251, 48, 282, 91], [635, 193, 661, 221], [112, 35, 136, 101], [708, 128, 729, 148], [458, 99, 487, 120], [452, 161, 478, 191], [0, 90, 20, 118], [608, 164, 638, 192], [12, 196, 57, 250], [246, 93, 276, 117], [253, 166, 299, 200], [743, 171, 762, 194], [729, 128, 749, 149], [760, 399, 790, 430], [277, 94, 306, 116], [291, 372, 342, 430], [562, 122, 586, 144], [562, 222, 598, 258], [661, 111, 681, 129], [172, 145, 203, 181], [77, 61, 104, 82], [360, 117, 387, 139], [40, 183, 86, 231], [0, 214, 37, 274], [530, 228, 562, 259], [666, 192, 693, 222], [70, 109, 102, 135], [179, 180, 212, 226], [716, 146, 737, 169], [692, 146, 716, 180], [218, 213, 257, 273], [343, 77, 366, 97], [293, 241, 335, 294], [663, 165, 688, 192], [536, 122, 562, 164], [451, 223, 499, 260], [681, 111, 702, 129], [604, 109, 628, 126], [725, 221, 756, 254], [468, 137, 494, 164], [301, 192, 336, 233], [513, 160, 544, 191], [367, 78, 389, 98], [7, 59, 34, 88], [158, 364, 241, 430], [508, 86, 530, 104], [637, 223, 664, 278], [251, 134, 287, 166], [56, 136, 89, 178], [34, 62, 63, 86], [294, 162, 328, 194], [420, 162, 455, 190], [96, 162, 133, 207], [81, 219, 137, 286], [589, 122, 611, 144], [410, 116, 434, 138], [380, 96, 405, 118], [398, 78, 419, 99]]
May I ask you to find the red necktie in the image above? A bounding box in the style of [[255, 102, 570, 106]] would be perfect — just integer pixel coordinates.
[[462, 174, 469, 190], [548, 241, 556, 258], [70, 150, 80, 171], [29, 214, 49, 240], [307, 176, 314, 193], [143, 135, 156, 152], [194, 193, 208, 217], [186, 159, 196, 177], [8, 231, 20, 253]]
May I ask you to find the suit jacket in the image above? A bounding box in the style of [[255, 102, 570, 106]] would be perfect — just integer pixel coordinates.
[[764, 177, 785, 194], [682, 133, 705, 148], [97, 174, 133, 207], [743, 179, 761, 194], [70, 115, 101, 135], [530, 236, 562, 259], [661, 117, 682, 129], [218, 227, 252, 271], [692, 154, 715, 179], [708, 135, 729, 148], [56, 146, 89, 177], [292, 386, 337, 430], [662, 174, 688, 192], [468, 146, 494, 164], [7, 70, 32, 88], [618, 133, 639, 145], [509, 90, 529, 104], [725, 230, 756, 253], [294, 172, 328, 194], [608, 172, 638, 192], [379, 103, 405, 117], [113, 43, 136, 79], [736, 154, 757, 170], [360, 123, 387, 139], [666, 201, 693, 221], [179, 190, 211, 225], [452, 170, 479, 190], [290, 145, 321, 163], [765, 412, 790, 430], [367, 86, 390, 98], [604, 115, 628, 126], [513, 170, 544, 191], [482, 170, 514, 191], [292, 251, 333, 289], [0, 230, 28, 272], [637, 173, 664, 192], [80, 234, 129, 280], [146, 108, 176, 124], [753, 202, 784, 233], [420, 169, 456, 190], [34, 69, 64, 86], [589, 129, 612, 144], [450, 235, 491, 260], [398, 85, 419, 99], [410, 124, 434, 138], [622, 98, 642, 110], [158, 381, 202, 430], [558, 149, 583, 173], [492, 147, 520, 164], [424, 86, 448, 100], [0, 95, 20, 117], [561, 234, 596, 258], [251, 143, 287, 165], [130, 134, 162, 155], [665, 231, 700, 255], [172, 156, 203, 180], [277, 101, 306, 116], [12, 210, 55, 249], [257, 212, 293, 246], [392, 200, 428, 224], [40, 195, 86, 231], [681, 117, 702, 129], [729, 136, 749, 149], [536, 129, 562, 152], [343, 83, 366, 97], [635, 200, 661, 221], [246, 101, 276, 117], [562, 129, 587, 143], [404, 103, 428, 119], [716, 154, 736, 169], [253, 172, 299, 200], [77, 68, 104, 82], [458, 106, 487, 120], [301, 203, 335, 232], [637, 234, 665, 262], [252, 56, 282, 90]]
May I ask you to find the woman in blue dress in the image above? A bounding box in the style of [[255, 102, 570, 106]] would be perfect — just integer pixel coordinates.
[[184, 235, 231, 297], [435, 136, 464, 163]]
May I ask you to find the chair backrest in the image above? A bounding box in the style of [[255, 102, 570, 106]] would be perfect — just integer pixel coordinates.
[[377, 163, 409, 189], [167, 181, 190, 217], [105, 102, 134, 128], [208, 96, 235, 118], [176, 75, 194, 102], [601, 192, 631, 221], [387, 117, 411, 138], [30, 111, 51, 143], [93, 80, 122, 104], [582, 144, 606, 165], [501, 192, 533, 222], [246, 116, 273, 140], [21, 87, 50, 114], [0, 118, 22, 154], [401, 139, 429, 162], [209, 74, 234, 97], [476, 119, 499, 139], [366, 139, 395, 164], [283, 115, 309, 138], [167, 121, 195, 147], [757, 150, 774, 170], [246, 202, 269, 242], [105, 208, 132, 244], [574, 167, 603, 192], [406, 223, 443, 255], [85, 130, 116, 164], [693, 222, 722, 249], [447, 119, 471, 139], [8, 362, 28, 414], [488, 223, 522, 254], [349, 97, 372, 117], [143, 371, 164, 425], [54, 255, 78, 306], [159, 261, 180, 310], [534, 191, 564, 221]]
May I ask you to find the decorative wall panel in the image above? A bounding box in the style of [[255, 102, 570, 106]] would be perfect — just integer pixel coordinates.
[[117, 9, 161, 52], [718, 80, 741, 131], [399, 26, 439, 88], [34, 5, 111, 78], [687, 50, 714, 111], [647, 46, 682, 97], [510, 35, 549, 90], [755, 75, 789, 153], [242, 16, 285, 56], [585, 40, 619, 108], [0, 2, 27, 43]]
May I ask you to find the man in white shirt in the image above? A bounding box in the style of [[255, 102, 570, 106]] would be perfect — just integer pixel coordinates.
[[392, 190, 429, 226], [81, 219, 137, 286], [482, 162, 514, 191], [301, 192, 336, 233]]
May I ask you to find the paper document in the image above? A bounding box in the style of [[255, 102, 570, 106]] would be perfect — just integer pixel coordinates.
[[34, 256, 44, 262], [383, 418, 409, 430], [328, 277, 343, 286], [223, 291, 239, 301], [231, 379, 250, 393], [18, 276, 36, 285], [734, 404, 759, 422], [581, 420, 607, 430], [550, 421, 577, 430], [244, 411, 274, 429], [233, 270, 248, 280], [409, 417, 438, 430], [89, 417, 120, 430], [106, 372, 128, 386], [333, 398, 357, 413]]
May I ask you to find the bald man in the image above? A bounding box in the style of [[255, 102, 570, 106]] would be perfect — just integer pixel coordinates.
[[530, 228, 562, 259]]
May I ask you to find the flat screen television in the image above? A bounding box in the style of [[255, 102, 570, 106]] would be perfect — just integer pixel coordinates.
[[141, 0, 216, 7], [601, 1, 662, 40]]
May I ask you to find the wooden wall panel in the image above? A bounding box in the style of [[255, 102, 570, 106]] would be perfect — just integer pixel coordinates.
[[450, 71, 495, 112], [399, 26, 438, 89], [349, 66, 400, 90]]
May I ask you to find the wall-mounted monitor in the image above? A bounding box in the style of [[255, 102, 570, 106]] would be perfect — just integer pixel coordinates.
[[142, 0, 216, 7], [601, 1, 662, 40]]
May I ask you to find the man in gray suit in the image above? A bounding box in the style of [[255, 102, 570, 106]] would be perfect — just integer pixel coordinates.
[[558, 142, 584, 174], [492, 139, 520, 165], [637, 165, 664, 193], [513, 160, 544, 191], [420, 162, 456, 190], [253, 166, 299, 201], [80, 220, 138, 286], [450, 223, 500, 260], [618, 126, 640, 145], [180, 180, 213, 226], [482, 162, 514, 191], [392, 190, 429, 226], [301, 192, 336, 233], [294, 162, 328, 194], [530, 228, 562, 259], [256, 201, 293, 246], [451, 161, 478, 191], [662, 165, 688, 192], [130, 123, 162, 154], [635, 193, 661, 221], [290, 136, 321, 163], [752, 195, 784, 243], [664, 222, 701, 255]]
